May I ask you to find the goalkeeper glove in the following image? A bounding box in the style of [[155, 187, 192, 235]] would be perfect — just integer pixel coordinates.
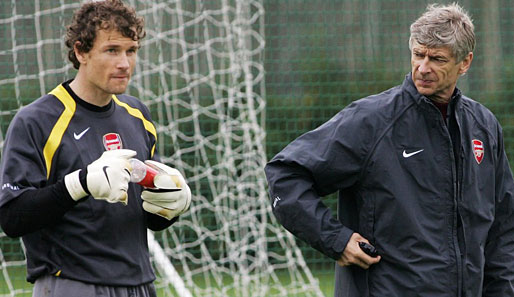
[[64, 149, 136, 204], [140, 160, 191, 220]]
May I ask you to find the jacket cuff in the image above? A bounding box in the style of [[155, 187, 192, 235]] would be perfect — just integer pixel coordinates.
[[329, 226, 354, 260]]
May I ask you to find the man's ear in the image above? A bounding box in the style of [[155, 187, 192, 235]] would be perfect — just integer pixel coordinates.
[[74, 41, 87, 65], [458, 52, 473, 75]]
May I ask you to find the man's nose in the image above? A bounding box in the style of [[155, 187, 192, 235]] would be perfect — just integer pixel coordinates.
[[116, 53, 130, 69], [418, 57, 431, 74]]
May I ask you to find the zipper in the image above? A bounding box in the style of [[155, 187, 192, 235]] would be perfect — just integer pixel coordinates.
[[446, 125, 462, 297], [454, 107, 465, 296], [432, 101, 463, 296]]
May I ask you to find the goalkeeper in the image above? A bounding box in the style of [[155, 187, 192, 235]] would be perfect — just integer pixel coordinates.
[[0, 1, 191, 296]]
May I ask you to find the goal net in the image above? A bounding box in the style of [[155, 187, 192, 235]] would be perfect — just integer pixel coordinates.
[[0, 1, 323, 296]]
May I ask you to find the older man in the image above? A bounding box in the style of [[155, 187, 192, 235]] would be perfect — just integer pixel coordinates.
[[265, 3, 514, 296]]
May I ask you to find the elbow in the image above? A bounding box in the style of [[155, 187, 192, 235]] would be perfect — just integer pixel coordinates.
[[1, 228, 21, 239], [0, 206, 22, 238], [0, 212, 22, 238], [271, 197, 298, 229]]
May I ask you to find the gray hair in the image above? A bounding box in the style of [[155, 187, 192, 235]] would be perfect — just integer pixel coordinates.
[[409, 3, 475, 62]]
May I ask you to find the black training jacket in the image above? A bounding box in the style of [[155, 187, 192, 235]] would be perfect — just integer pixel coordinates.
[[265, 74, 514, 296]]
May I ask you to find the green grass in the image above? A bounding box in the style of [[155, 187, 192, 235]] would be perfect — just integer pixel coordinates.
[[317, 272, 335, 297], [153, 268, 334, 297], [0, 266, 33, 296], [1, 267, 334, 297]]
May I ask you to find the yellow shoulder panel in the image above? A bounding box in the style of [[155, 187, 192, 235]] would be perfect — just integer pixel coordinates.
[[44, 85, 76, 179], [112, 95, 157, 157]]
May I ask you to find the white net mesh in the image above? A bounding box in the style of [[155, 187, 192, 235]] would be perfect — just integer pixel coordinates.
[[0, 1, 323, 296]]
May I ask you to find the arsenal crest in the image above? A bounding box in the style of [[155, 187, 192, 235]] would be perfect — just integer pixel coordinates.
[[472, 139, 484, 164], [103, 133, 123, 150]]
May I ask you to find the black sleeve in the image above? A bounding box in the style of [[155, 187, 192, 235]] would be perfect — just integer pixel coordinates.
[[483, 124, 514, 295], [264, 104, 375, 260], [0, 179, 78, 238], [146, 213, 177, 231]]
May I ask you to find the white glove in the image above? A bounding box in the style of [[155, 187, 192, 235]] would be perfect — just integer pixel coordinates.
[[64, 149, 136, 204], [141, 160, 191, 220]]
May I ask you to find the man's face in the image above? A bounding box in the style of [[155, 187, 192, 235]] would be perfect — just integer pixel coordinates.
[[410, 42, 472, 102], [79, 28, 139, 97]]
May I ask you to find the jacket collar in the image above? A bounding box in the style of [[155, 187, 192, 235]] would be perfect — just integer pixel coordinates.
[[402, 73, 462, 108]]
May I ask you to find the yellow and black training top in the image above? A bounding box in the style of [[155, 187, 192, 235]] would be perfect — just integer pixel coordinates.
[[0, 80, 161, 285]]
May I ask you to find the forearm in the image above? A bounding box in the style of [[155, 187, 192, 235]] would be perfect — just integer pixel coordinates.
[[265, 161, 353, 260], [483, 147, 514, 295], [0, 179, 77, 237], [483, 214, 514, 295]]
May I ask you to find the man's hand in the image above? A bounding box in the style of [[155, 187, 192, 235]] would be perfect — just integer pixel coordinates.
[[337, 233, 381, 269], [64, 149, 136, 204], [141, 160, 191, 220]]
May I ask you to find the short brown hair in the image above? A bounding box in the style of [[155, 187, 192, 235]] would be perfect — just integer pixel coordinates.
[[65, 0, 146, 69]]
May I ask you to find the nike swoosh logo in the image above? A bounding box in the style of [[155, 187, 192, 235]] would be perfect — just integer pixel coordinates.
[[403, 149, 424, 158], [102, 166, 111, 187], [74, 127, 90, 140]]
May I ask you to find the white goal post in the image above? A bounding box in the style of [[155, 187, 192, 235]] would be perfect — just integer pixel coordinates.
[[0, 1, 324, 296]]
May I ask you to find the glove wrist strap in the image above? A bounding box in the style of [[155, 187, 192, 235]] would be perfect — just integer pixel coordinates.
[[64, 169, 88, 201]]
